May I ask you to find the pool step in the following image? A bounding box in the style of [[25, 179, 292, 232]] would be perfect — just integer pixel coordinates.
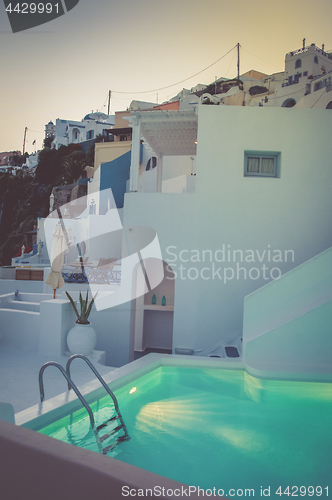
[[101, 434, 130, 454], [96, 415, 130, 453], [97, 414, 120, 434], [65, 354, 130, 455]]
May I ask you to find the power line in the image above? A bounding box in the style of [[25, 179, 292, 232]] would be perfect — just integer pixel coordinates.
[[266, 86, 307, 101], [225, 49, 236, 77], [241, 47, 283, 71], [98, 94, 109, 113], [311, 88, 327, 108], [27, 128, 43, 134], [112, 45, 238, 95]]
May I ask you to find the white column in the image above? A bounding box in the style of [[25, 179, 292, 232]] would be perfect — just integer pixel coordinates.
[[156, 154, 163, 193], [129, 116, 141, 192]]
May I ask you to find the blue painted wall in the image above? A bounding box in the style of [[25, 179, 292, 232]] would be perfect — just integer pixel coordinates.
[[99, 150, 131, 211]]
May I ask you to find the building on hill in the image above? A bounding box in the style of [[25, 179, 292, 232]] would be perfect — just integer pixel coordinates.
[[45, 121, 55, 140], [0, 151, 22, 166], [103, 104, 332, 367], [32, 103, 332, 370], [174, 42, 332, 110], [51, 112, 115, 150], [10, 42, 332, 372]]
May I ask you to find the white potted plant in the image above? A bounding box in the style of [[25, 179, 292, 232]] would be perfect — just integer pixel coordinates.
[[65, 291, 97, 356]]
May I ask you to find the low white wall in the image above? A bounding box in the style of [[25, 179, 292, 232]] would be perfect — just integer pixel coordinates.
[[243, 247, 332, 343], [39, 300, 76, 356], [37, 296, 133, 366], [243, 247, 332, 380], [244, 300, 332, 380], [0, 309, 40, 350], [0, 267, 16, 280], [162, 175, 195, 193], [0, 279, 44, 294], [0, 290, 131, 365], [88, 303, 133, 367]]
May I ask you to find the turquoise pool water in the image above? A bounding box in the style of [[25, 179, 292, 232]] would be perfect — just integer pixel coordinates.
[[39, 367, 331, 497]]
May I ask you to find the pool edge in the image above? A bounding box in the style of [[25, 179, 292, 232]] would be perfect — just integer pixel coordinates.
[[0, 419, 210, 500]]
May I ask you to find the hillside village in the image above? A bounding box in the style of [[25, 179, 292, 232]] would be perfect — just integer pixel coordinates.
[[0, 40, 331, 372], [0, 40, 332, 497], [1, 41, 331, 261]]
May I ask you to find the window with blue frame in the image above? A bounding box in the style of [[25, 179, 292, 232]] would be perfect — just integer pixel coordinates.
[[303, 71, 308, 76], [244, 151, 280, 178], [86, 130, 94, 140], [314, 56, 318, 64], [295, 59, 302, 69]]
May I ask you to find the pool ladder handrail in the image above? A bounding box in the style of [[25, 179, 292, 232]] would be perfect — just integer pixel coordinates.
[[38, 361, 96, 430], [66, 354, 130, 448]]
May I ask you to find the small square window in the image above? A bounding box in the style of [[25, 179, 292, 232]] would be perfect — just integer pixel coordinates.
[[244, 151, 280, 178]]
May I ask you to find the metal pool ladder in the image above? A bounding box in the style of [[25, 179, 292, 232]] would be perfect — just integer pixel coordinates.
[[38, 355, 130, 455]]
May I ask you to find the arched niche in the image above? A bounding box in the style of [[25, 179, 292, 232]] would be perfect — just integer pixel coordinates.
[[282, 98, 296, 108], [132, 260, 175, 356]]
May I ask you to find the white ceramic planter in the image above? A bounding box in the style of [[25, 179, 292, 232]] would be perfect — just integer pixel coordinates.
[[67, 323, 97, 356]]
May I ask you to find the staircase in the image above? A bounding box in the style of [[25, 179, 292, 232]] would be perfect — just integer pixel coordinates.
[[243, 247, 332, 380]]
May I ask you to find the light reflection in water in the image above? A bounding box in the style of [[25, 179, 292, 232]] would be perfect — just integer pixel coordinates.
[[38, 367, 332, 493]]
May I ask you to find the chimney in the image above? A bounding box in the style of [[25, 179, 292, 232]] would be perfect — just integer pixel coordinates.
[[322, 44, 325, 51], [303, 38, 306, 49]]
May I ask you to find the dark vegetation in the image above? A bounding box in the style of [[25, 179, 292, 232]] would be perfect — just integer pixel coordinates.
[[0, 141, 95, 265]]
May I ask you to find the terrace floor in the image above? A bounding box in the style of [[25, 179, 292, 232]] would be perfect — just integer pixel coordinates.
[[0, 346, 115, 415]]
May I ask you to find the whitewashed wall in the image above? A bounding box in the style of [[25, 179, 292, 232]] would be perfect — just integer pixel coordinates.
[[123, 106, 332, 357], [243, 247, 332, 379]]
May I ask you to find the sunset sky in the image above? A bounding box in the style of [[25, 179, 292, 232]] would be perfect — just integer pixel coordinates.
[[1, 0, 332, 153]]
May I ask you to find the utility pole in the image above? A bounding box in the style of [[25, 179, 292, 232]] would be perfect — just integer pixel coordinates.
[[107, 90, 111, 115], [237, 43, 240, 84], [22, 127, 27, 155]]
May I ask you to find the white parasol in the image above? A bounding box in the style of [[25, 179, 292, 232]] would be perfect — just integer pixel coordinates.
[[46, 222, 66, 298]]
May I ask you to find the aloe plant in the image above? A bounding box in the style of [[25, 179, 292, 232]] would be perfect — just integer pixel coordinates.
[[66, 291, 97, 324]]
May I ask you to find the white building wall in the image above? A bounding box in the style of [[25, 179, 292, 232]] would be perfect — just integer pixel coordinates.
[[268, 45, 332, 108], [26, 153, 39, 169], [296, 86, 332, 109], [139, 142, 196, 192], [285, 45, 332, 81], [243, 247, 332, 379], [52, 117, 115, 149], [123, 106, 332, 356]]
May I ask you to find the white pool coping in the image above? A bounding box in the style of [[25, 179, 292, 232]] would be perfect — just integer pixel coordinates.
[[10, 352, 331, 500], [16, 353, 244, 429]]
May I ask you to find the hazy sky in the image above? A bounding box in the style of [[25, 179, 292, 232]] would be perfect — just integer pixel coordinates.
[[1, 0, 332, 153]]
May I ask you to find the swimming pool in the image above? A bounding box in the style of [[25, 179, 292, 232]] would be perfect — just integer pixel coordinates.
[[36, 362, 331, 498]]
